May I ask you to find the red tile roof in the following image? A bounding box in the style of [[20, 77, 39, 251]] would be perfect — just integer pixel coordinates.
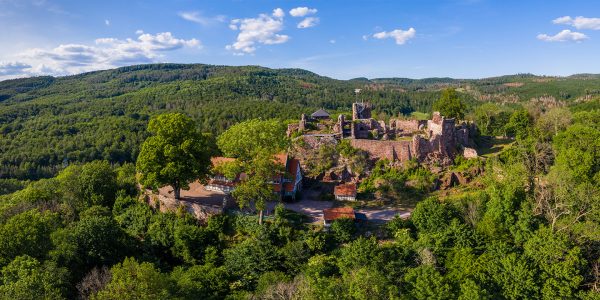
[[334, 183, 357, 197], [274, 153, 288, 166], [323, 207, 355, 221]]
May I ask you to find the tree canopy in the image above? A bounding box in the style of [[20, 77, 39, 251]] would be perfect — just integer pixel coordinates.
[[217, 118, 288, 161], [136, 113, 212, 199], [432, 88, 466, 119]]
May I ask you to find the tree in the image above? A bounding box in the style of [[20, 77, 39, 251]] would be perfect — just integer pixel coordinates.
[[171, 264, 230, 300], [411, 197, 457, 234], [524, 227, 584, 299], [343, 267, 393, 300], [432, 88, 466, 120], [473, 103, 511, 136], [77, 266, 112, 300], [552, 124, 600, 184], [51, 207, 130, 277], [57, 161, 118, 210], [0, 209, 60, 266], [232, 152, 282, 224], [0, 255, 68, 300], [505, 109, 533, 140], [216, 119, 288, 161], [136, 113, 211, 199], [92, 257, 171, 300], [536, 107, 572, 139], [404, 265, 454, 300], [223, 238, 281, 289], [337, 237, 378, 273], [330, 218, 357, 244]]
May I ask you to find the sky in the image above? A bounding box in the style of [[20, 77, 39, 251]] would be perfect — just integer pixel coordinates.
[[1, 0, 600, 80]]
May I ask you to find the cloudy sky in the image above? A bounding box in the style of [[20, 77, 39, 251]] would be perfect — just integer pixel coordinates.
[[1, 0, 600, 80]]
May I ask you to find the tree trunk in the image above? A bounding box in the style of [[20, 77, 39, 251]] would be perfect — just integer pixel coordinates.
[[258, 209, 264, 225], [173, 186, 181, 200]]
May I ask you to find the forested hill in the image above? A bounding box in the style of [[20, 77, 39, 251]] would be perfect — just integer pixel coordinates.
[[1, 63, 599, 180]]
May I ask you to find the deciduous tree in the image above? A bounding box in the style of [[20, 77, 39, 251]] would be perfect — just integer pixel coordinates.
[[136, 113, 211, 199], [432, 88, 466, 120]]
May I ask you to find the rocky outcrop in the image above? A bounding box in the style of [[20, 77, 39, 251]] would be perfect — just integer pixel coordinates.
[[144, 191, 227, 222]]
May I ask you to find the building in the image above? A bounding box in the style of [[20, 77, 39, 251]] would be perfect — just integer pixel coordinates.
[[323, 207, 356, 226], [334, 183, 357, 201], [205, 157, 239, 193], [207, 154, 303, 200], [311, 108, 330, 120]]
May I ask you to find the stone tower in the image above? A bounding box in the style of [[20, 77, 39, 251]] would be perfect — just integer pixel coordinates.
[[352, 102, 372, 120]]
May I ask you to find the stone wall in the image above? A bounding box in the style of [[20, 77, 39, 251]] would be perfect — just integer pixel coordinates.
[[350, 139, 413, 162], [390, 119, 425, 135], [352, 102, 372, 120]]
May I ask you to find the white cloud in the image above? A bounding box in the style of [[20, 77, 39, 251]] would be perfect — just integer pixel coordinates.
[[553, 16, 600, 30], [537, 29, 588, 42], [178, 11, 227, 26], [329, 39, 336, 44], [104, 19, 110, 26], [1, 32, 200, 78], [272, 8, 285, 18], [297, 17, 319, 29], [289, 7, 317, 17], [226, 8, 289, 54], [372, 28, 416, 45], [0, 61, 32, 76]]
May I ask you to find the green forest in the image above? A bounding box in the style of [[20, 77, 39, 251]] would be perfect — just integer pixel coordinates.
[[2, 64, 600, 180], [0, 64, 600, 299]]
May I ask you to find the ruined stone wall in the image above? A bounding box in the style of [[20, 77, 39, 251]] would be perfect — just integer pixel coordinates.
[[427, 120, 443, 136], [351, 119, 385, 139], [412, 135, 433, 161], [352, 102, 372, 120], [390, 119, 425, 135], [287, 124, 299, 137], [350, 139, 413, 162]]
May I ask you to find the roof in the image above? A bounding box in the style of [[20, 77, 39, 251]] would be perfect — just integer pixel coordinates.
[[311, 109, 330, 118], [274, 153, 288, 166], [209, 154, 302, 194], [323, 207, 355, 221], [334, 183, 357, 197]]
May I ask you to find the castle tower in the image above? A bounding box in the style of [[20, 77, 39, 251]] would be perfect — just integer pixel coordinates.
[[352, 102, 372, 120]]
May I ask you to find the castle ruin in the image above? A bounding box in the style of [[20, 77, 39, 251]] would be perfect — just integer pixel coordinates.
[[288, 102, 477, 165]]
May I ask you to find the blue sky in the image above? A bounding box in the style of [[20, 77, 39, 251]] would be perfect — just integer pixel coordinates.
[[1, 0, 600, 80]]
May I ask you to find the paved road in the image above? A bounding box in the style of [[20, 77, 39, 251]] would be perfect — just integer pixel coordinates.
[[274, 200, 411, 223], [358, 207, 411, 223]]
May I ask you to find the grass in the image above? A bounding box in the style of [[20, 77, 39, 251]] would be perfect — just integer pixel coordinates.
[[478, 136, 514, 157], [410, 111, 430, 120]]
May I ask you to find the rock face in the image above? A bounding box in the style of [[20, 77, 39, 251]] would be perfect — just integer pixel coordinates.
[[143, 190, 229, 222], [463, 147, 478, 159], [439, 172, 468, 190]]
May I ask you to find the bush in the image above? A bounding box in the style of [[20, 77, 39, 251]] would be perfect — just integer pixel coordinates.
[[330, 218, 356, 243]]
